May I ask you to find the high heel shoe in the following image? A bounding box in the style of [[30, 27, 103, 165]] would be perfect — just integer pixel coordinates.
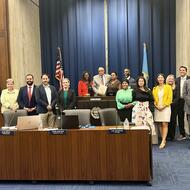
[[159, 141, 166, 149]]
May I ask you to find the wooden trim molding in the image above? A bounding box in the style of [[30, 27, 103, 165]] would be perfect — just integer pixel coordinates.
[[0, 0, 11, 126]]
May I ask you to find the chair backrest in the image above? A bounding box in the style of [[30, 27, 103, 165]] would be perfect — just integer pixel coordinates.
[[63, 109, 91, 125], [3, 109, 27, 126], [98, 108, 121, 126]]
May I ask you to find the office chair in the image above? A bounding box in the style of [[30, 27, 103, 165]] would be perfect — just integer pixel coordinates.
[[63, 109, 91, 125], [98, 108, 121, 126], [3, 109, 27, 126]]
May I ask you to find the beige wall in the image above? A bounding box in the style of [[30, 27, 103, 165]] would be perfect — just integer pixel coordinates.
[[8, 0, 41, 88], [176, 0, 190, 134], [176, 0, 190, 75]]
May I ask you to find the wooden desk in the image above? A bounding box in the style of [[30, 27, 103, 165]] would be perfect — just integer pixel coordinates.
[[0, 127, 152, 182]]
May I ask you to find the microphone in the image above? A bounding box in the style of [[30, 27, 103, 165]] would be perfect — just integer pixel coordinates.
[[55, 104, 61, 129], [115, 109, 118, 129], [55, 104, 60, 116], [55, 104, 65, 129]]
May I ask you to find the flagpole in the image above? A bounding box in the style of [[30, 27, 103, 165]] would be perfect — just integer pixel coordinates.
[[142, 42, 149, 87], [57, 47, 62, 63], [55, 46, 64, 90], [104, 0, 109, 74]]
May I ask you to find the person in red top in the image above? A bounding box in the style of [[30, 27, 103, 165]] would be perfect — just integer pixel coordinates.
[[78, 71, 94, 96]]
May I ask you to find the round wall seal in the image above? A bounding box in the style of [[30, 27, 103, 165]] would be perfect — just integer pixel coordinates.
[[91, 107, 101, 119]]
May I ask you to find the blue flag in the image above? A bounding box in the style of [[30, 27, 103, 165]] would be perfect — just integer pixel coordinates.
[[142, 43, 149, 85]]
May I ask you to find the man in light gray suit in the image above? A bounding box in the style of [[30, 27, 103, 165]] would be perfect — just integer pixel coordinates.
[[93, 67, 111, 96], [183, 79, 190, 138]]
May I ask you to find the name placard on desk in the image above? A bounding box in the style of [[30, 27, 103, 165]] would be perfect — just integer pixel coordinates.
[[48, 129, 67, 135], [90, 98, 102, 101], [0, 130, 16, 136], [108, 128, 126, 134]]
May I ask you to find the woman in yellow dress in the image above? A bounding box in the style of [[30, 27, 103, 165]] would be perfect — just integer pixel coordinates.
[[152, 73, 173, 149]]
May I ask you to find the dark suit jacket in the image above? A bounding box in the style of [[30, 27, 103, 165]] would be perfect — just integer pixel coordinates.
[[57, 89, 76, 111], [175, 75, 190, 98], [17, 85, 37, 115], [124, 76, 136, 89], [35, 84, 58, 114], [172, 86, 179, 106]]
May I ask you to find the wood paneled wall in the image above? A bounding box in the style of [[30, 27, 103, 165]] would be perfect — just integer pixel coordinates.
[[8, 0, 41, 88], [0, 0, 11, 126], [0, 0, 10, 89]]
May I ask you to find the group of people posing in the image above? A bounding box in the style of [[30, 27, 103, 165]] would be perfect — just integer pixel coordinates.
[[1, 66, 190, 149], [79, 66, 190, 149]]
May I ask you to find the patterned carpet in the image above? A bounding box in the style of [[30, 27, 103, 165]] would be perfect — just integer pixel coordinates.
[[0, 140, 190, 190]]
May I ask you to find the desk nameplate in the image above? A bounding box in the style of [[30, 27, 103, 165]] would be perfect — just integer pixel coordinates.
[[0, 130, 16, 136], [90, 98, 102, 101], [48, 129, 67, 135], [108, 128, 126, 134]]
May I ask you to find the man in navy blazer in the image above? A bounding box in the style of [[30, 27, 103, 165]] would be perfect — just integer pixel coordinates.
[[35, 74, 58, 128], [17, 74, 37, 115]]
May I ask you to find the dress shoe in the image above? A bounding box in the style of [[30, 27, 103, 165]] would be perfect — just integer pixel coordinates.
[[159, 141, 166, 149]]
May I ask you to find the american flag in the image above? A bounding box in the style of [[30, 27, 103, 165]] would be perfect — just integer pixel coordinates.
[[55, 47, 64, 89]]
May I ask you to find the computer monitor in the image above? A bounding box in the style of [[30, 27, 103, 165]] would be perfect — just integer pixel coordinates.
[[57, 115, 80, 129]]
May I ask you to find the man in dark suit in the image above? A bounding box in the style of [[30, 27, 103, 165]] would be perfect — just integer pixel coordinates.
[[17, 74, 37, 115], [123, 68, 136, 89], [176, 66, 190, 140], [35, 74, 58, 128]]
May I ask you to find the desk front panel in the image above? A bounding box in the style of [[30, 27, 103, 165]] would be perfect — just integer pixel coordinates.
[[0, 128, 152, 181]]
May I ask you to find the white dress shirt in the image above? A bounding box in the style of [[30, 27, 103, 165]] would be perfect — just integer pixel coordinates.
[[44, 85, 51, 105], [180, 76, 187, 98]]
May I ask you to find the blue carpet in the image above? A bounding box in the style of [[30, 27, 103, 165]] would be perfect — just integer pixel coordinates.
[[0, 140, 190, 190]]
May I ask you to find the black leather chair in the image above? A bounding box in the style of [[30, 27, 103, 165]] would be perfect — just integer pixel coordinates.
[[98, 108, 121, 126], [3, 109, 27, 126], [63, 109, 91, 125]]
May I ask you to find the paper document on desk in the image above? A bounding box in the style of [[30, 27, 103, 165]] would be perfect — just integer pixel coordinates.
[[130, 126, 150, 130], [41, 128, 59, 131]]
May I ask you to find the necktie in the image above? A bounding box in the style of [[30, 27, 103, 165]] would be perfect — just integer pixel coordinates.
[[101, 76, 104, 85], [28, 86, 32, 102]]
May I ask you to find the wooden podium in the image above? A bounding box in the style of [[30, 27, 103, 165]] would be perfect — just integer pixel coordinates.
[[0, 127, 152, 182], [77, 96, 116, 125], [76, 96, 116, 109]]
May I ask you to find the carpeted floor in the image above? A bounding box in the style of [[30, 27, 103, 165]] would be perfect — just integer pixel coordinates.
[[0, 140, 190, 190]]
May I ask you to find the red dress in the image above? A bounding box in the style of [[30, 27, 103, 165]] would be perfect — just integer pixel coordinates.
[[78, 80, 93, 96]]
